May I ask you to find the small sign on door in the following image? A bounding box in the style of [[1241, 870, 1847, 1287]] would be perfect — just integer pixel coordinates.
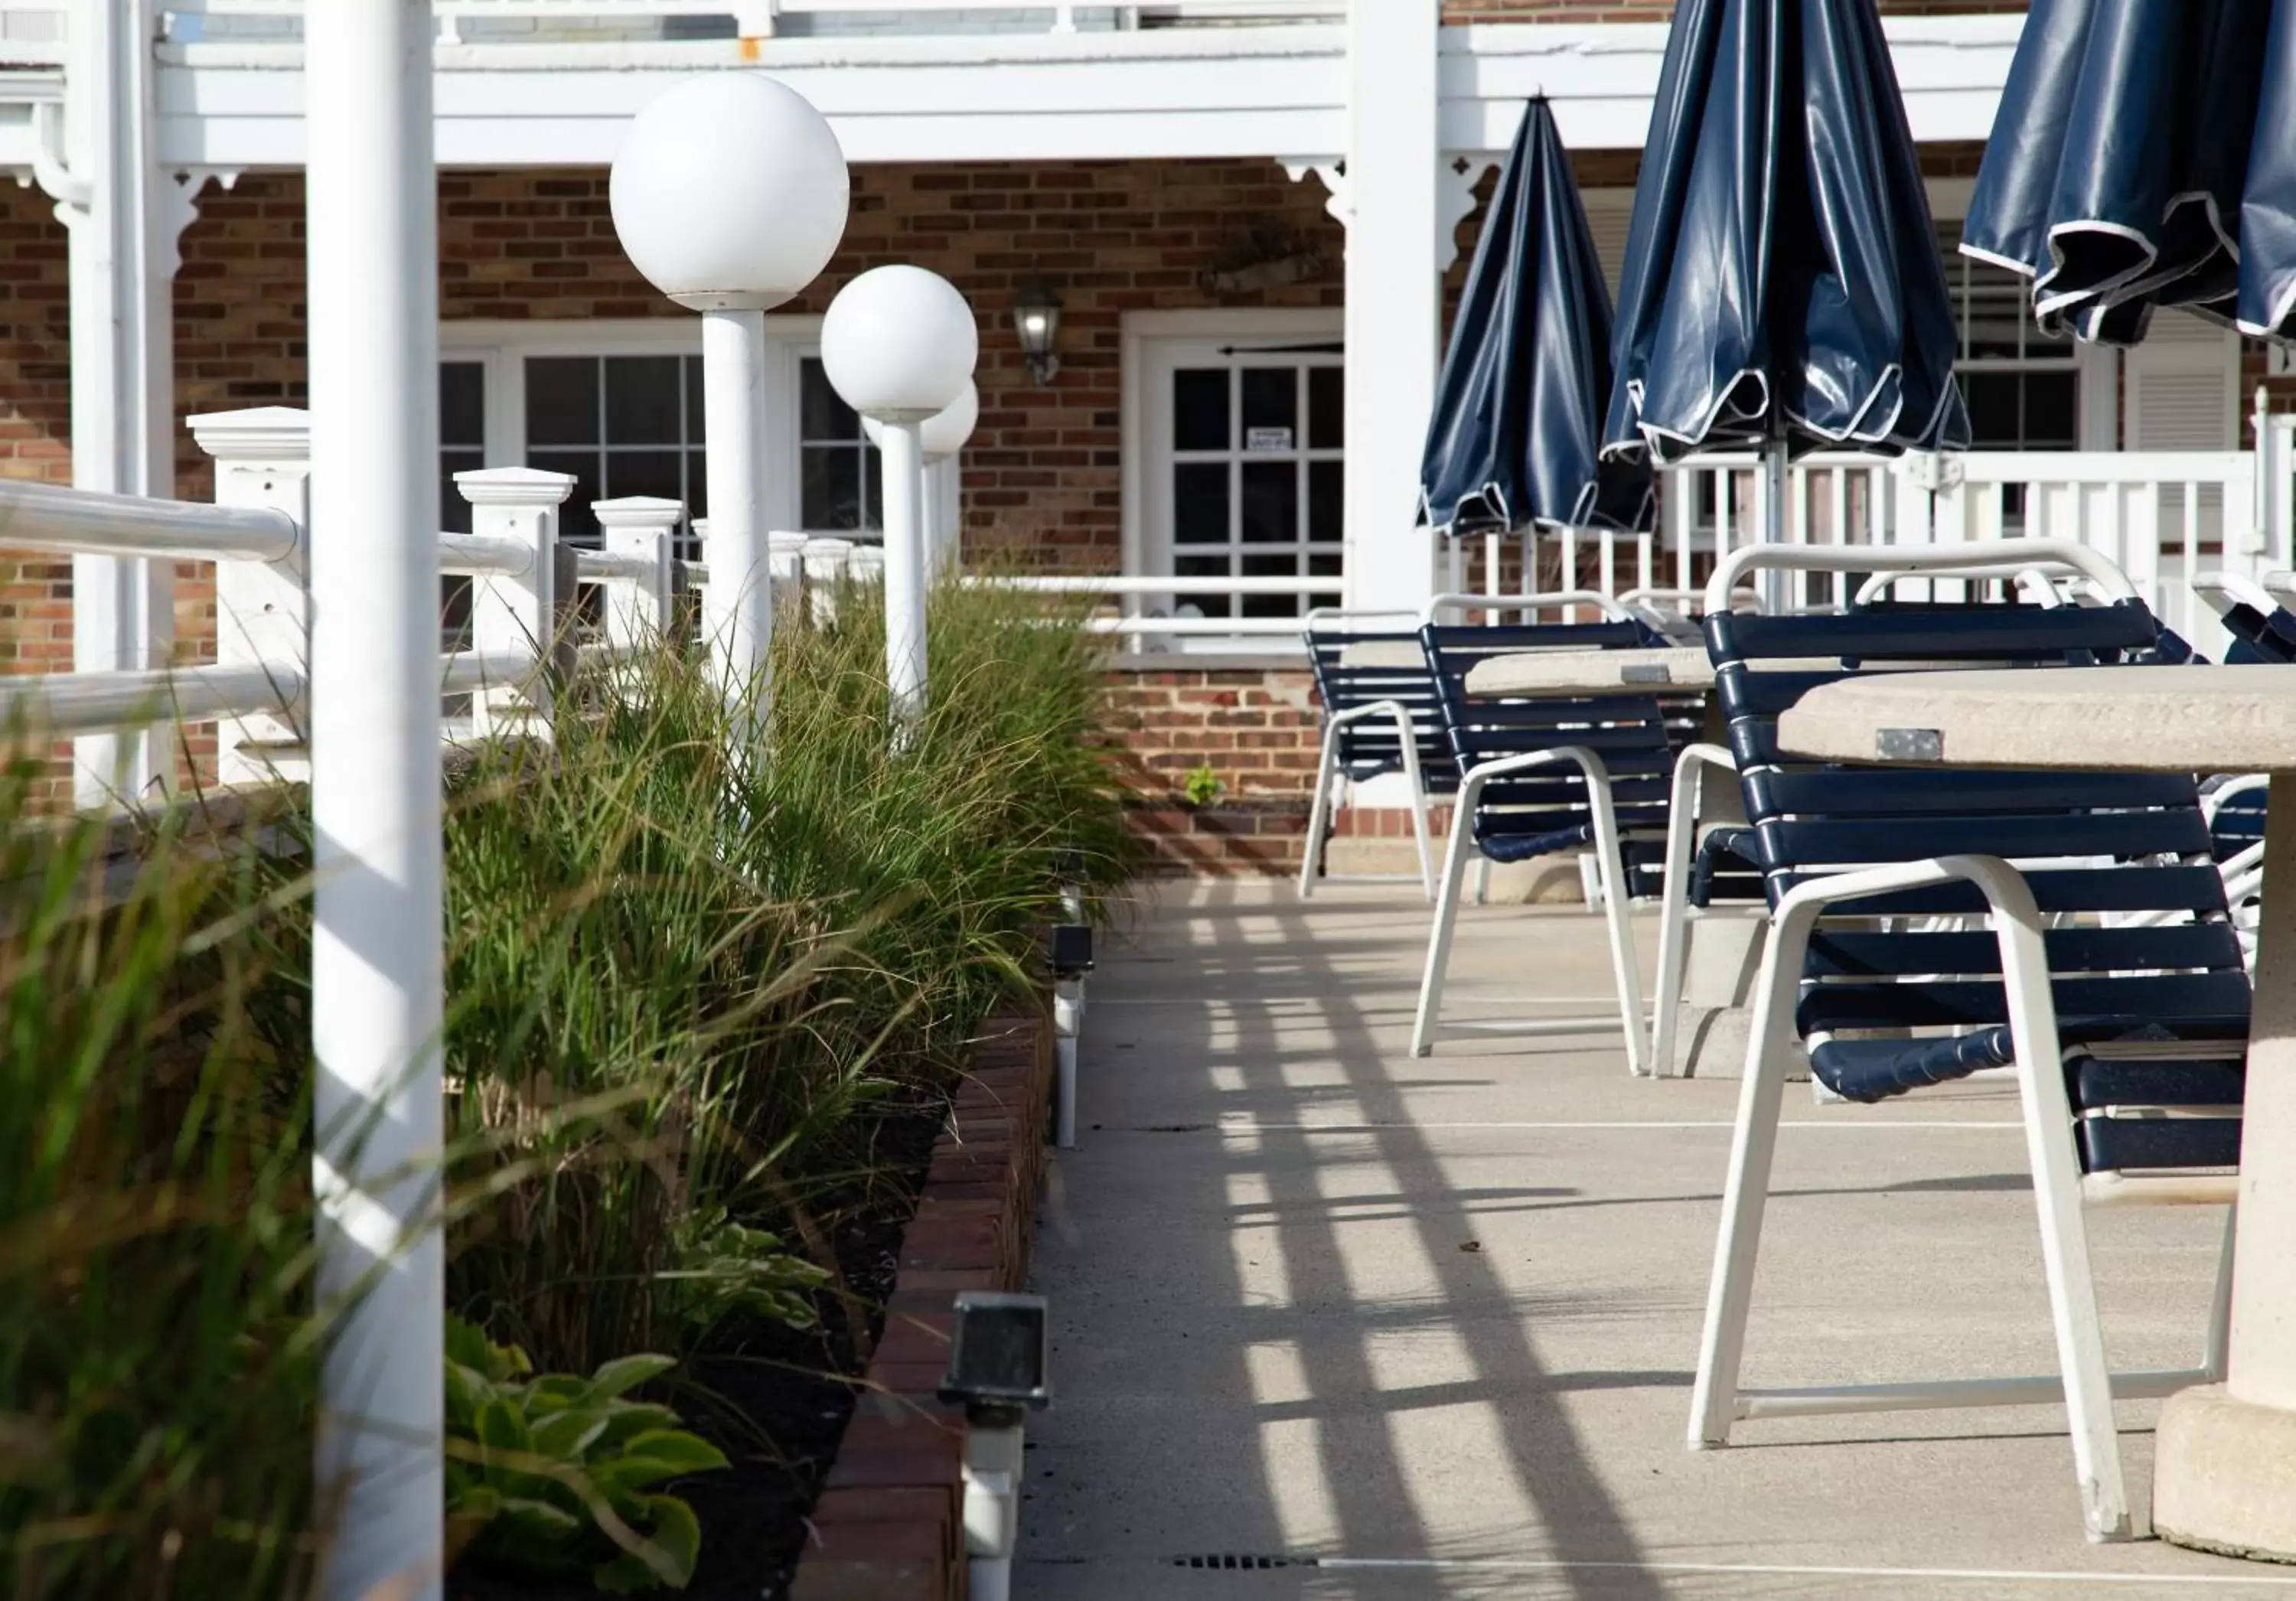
[[1245, 426, 1294, 452]]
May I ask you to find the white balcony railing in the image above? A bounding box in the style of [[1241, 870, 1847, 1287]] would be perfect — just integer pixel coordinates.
[[81, 0, 1343, 49], [1439, 426, 2296, 664]]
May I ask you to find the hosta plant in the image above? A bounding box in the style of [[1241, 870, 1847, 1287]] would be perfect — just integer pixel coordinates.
[[443, 1316, 728, 1593]]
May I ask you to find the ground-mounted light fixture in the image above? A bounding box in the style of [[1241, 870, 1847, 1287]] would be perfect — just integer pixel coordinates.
[[941, 1292, 1052, 1601], [1049, 921, 1094, 1149], [1012, 277, 1062, 385]]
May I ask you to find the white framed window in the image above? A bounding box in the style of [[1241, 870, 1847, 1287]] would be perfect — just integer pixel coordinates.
[[439, 319, 883, 553], [1124, 308, 1345, 647]]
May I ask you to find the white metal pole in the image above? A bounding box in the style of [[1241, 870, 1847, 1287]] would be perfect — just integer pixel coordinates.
[[305, 1, 443, 1596], [700, 307, 773, 732], [931, 455, 963, 575], [881, 418, 928, 719], [61, 0, 178, 806]]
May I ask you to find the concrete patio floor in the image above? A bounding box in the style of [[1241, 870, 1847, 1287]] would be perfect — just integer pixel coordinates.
[[1017, 879, 2296, 1600]]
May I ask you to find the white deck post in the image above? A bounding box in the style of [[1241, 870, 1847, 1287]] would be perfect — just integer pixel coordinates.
[[193, 407, 312, 787], [461, 468, 574, 740], [51, 0, 210, 806], [305, 0, 444, 1595], [805, 536, 856, 624], [768, 530, 810, 619], [596, 495, 682, 659], [1339, 0, 1440, 616], [701, 308, 775, 726]]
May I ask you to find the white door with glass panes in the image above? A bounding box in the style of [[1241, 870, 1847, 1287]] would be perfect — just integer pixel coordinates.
[[1139, 329, 1344, 645]]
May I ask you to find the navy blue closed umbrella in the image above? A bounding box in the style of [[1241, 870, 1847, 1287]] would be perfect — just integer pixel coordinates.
[[1601, 0, 1968, 472], [1963, 0, 2272, 346], [2240, 5, 2296, 338], [1420, 99, 1652, 536]]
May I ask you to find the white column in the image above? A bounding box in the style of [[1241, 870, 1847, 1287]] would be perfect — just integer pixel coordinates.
[[460, 468, 574, 740], [700, 308, 773, 728], [48, 0, 208, 805], [1340, 0, 1442, 615], [193, 406, 311, 787], [305, 0, 443, 1596]]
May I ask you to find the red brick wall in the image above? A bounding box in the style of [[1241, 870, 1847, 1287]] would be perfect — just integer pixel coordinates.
[[0, 158, 1347, 802]]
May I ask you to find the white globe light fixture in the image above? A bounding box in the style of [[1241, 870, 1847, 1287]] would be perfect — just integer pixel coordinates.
[[865, 378, 977, 576], [611, 74, 849, 726], [823, 266, 977, 722]]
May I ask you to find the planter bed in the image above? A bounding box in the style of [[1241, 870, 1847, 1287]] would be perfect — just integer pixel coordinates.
[[449, 1012, 1051, 1601]]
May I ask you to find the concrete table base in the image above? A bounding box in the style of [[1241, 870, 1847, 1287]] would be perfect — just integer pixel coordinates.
[[2155, 1384, 2296, 1564]]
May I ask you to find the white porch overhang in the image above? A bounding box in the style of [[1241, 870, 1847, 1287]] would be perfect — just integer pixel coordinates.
[[0, 12, 2025, 171]]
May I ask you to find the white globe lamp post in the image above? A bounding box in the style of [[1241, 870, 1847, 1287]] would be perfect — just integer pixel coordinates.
[[823, 266, 977, 719], [866, 377, 977, 578], [610, 75, 849, 722]]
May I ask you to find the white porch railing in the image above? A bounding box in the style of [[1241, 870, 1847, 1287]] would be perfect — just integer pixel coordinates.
[[1456, 424, 2296, 664], [0, 409, 680, 797], [105, 0, 1340, 47]]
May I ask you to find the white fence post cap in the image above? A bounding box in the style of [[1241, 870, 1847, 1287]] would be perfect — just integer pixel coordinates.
[[593, 495, 685, 529], [188, 406, 311, 461], [456, 466, 576, 506]]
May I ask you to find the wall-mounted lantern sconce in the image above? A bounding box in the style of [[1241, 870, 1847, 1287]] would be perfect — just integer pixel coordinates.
[[1013, 278, 1062, 385]]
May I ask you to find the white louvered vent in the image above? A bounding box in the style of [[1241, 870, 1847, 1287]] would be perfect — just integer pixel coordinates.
[[1583, 189, 1634, 300], [2127, 308, 2237, 452]]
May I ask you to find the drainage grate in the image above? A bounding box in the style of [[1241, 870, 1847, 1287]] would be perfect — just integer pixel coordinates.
[[1172, 1554, 1314, 1571]]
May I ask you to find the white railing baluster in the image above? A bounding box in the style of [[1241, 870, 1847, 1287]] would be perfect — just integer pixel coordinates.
[[458, 467, 573, 741], [194, 406, 313, 786]]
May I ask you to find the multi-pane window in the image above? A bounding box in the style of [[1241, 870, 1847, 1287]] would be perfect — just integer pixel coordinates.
[[439, 362, 486, 650], [1937, 219, 2081, 452], [1168, 359, 1345, 618], [799, 356, 882, 533], [523, 354, 709, 553]]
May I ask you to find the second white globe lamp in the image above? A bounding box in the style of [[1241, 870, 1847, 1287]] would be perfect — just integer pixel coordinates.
[[823, 267, 977, 723]]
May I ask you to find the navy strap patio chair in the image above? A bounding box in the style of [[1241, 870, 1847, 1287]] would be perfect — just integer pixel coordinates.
[[1646, 546, 2138, 1078], [1299, 608, 1456, 902], [1685, 543, 2240, 1544], [1408, 592, 1675, 1074]]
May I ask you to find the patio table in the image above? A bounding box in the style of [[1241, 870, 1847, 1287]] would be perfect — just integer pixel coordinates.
[[1333, 640, 1427, 670], [1463, 645, 1715, 699], [1777, 663, 2296, 1561]]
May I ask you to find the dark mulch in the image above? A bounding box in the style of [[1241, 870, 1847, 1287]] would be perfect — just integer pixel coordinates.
[[450, 1083, 951, 1601]]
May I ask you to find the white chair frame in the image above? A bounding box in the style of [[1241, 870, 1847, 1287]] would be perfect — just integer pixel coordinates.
[[1299, 607, 1443, 903], [1682, 543, 2234, 1543], [1407, 590, 1654, 1074], [1690, 853, 2238, 1544]]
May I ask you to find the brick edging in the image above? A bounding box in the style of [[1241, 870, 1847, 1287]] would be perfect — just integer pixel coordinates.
[[790, 1011, 1054, 1601]]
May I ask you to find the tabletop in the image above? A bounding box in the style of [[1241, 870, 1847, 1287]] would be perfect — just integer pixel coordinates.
[[1333, 641, 1425, 670], [1778, 664, 2296, 772], [1463, 646, 1716, 699]]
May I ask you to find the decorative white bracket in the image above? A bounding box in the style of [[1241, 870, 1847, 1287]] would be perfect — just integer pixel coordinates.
[[1440, 155, 1499, 272], [1281, 158, 1350, 228], [1287, 153, 1497, 271]]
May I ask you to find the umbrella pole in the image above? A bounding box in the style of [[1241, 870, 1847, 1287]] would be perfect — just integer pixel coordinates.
[[1760, 434, 1789, 615]]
